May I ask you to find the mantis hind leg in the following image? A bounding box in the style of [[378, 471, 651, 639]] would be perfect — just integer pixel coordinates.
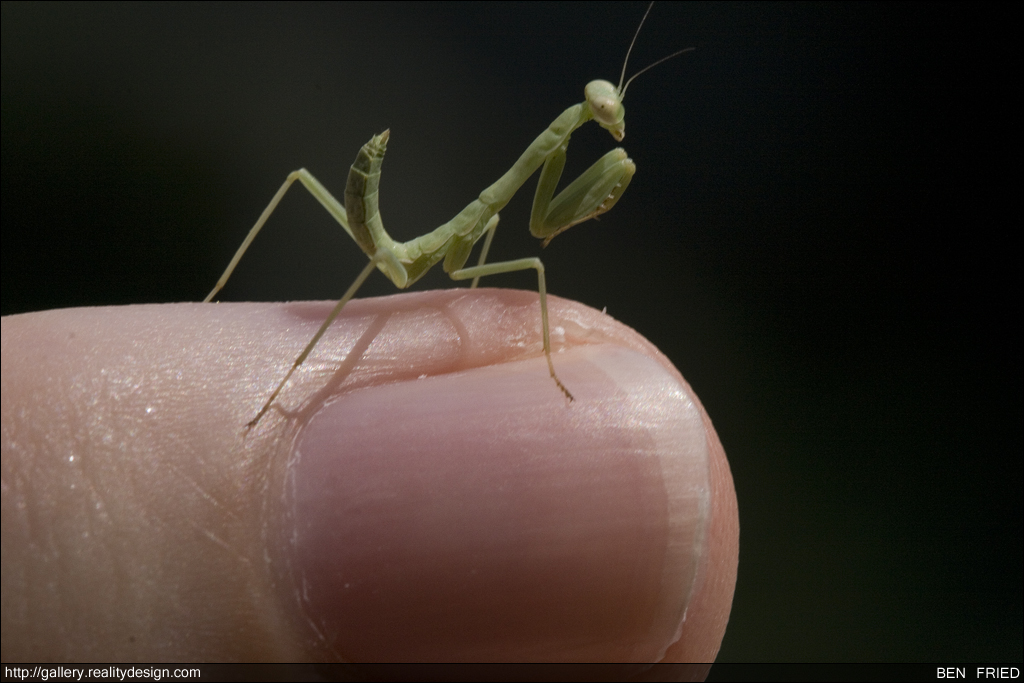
[[450, 256, 573, 402], [246, 256, 379, 429], [205, 169, 356, 303]]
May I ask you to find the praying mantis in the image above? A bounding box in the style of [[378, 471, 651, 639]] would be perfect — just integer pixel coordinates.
[[206, 3, 691, 429]]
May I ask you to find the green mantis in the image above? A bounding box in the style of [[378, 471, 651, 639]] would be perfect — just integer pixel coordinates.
[[206, 3, 690, 428]]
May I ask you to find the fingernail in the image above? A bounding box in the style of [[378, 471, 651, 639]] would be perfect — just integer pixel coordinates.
[[282, 345, 710, 662]]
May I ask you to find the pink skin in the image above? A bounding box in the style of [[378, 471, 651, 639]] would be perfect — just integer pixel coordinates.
[[1, 289, 738, 663]]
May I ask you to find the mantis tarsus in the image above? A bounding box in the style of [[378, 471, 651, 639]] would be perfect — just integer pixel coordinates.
[[206, 3, 691, 429]]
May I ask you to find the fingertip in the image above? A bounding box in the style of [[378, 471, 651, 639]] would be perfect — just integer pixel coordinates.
[[2, 295, 736, 663]]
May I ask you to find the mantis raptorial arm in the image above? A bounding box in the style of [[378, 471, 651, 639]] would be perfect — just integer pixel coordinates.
[[205, 3, 689, 428]]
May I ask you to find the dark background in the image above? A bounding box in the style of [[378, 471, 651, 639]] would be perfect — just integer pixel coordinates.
[[2, 2, 1019, 662]]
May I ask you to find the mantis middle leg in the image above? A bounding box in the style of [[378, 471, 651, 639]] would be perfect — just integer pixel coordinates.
[[451, 254, 572, 401], [461, 139, 636, 397]]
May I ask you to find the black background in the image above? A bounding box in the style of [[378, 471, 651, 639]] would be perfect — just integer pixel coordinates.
[[2, 2, 1020, 662]]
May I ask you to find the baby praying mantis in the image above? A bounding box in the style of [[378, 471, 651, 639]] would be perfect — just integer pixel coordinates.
[[206, 3, 691, 428]]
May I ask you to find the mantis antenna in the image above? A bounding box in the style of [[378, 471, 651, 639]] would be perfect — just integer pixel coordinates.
[[618, 2, 695, 101]]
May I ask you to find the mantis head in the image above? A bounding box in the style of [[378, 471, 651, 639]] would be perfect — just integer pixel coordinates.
[[587, 2, 694, 144], [585, 80, 627, 142]]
